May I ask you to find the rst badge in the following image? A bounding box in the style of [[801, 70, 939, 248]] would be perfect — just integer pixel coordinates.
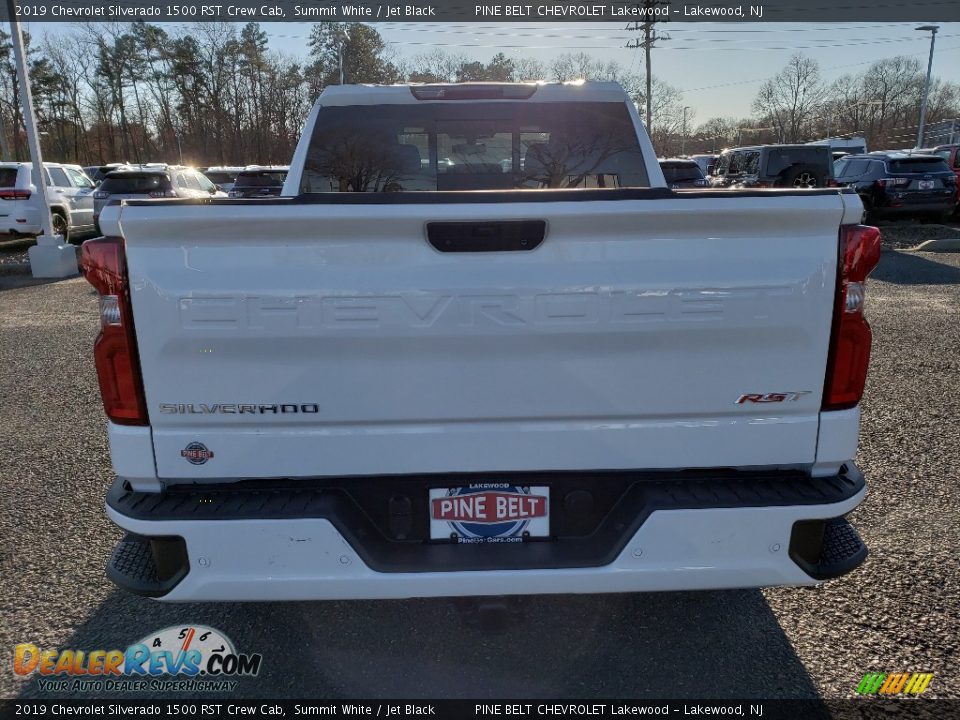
[[429, 484, 549, 544], [736, 391, 811, 404]]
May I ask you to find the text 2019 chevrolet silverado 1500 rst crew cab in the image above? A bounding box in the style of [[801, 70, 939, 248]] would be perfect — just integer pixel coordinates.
[[85, 81, 878, 602]]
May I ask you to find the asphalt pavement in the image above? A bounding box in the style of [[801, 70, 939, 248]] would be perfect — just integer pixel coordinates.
[[1, 251, 958, 702]]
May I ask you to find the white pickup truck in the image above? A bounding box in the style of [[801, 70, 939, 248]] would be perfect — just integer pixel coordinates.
[[85, 81, 878, 602]]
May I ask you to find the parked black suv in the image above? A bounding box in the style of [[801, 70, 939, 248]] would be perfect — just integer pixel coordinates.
[[228, 166, 289, 198], [659, 158, 708, 189], [832, 153, 957, 221], [709, 145, 833, 189]]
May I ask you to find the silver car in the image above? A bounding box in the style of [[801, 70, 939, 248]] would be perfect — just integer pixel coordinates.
[[93, 165, 225, 231]]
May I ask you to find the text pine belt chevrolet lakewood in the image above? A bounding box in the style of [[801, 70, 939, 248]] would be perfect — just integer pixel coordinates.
[[84, 81, 878, 602]]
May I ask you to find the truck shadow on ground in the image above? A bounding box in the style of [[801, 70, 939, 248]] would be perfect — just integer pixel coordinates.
[[0, 274, 78, 292], [874, 250, 960, 285], [17, 589, 826, 705]]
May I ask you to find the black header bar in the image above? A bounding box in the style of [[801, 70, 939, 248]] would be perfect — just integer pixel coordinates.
[[0, 700, 956, 720], [1, 0, 959, 23]]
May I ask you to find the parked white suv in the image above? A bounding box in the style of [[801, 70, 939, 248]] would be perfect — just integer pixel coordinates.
[[0, 162, 96, 242]]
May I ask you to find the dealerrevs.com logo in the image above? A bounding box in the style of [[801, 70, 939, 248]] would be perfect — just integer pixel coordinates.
[[13, 625, 261, 693]]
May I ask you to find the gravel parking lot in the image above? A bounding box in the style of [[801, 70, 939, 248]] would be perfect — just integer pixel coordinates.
[[1, 249, 958, 703]]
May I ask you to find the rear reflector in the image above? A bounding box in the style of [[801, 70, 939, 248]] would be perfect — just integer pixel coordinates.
[[80, 237, 148, 425], [823, 225, 882, 411]]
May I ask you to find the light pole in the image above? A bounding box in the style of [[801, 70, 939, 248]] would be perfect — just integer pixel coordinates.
[[915, 25, 939, 149], [681, 106, 690, 156], [6, 0, 77, 277]]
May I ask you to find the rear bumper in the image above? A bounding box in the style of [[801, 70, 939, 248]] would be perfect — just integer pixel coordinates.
[[870, 194, 956, 215], [105, 466, 868, 602], [0, 205, 41, 234]]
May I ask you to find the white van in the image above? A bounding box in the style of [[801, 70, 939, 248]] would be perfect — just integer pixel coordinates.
[[806, 136, 868, 156]]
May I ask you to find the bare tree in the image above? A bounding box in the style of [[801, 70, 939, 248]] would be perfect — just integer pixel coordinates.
[[405, 49, 465, 83], [692, 117, 738, 152], [752, 54, 827, 143], [512, 57, 546, 83]]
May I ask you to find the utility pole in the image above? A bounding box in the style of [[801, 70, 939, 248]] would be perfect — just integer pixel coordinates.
[[681, 106, 689, 155], [626, 0, 669, 132], [0, 113, 10, 160], [6, 0, 77, 277], [337, 25, 349, 85], [915, 25, 939, 149]]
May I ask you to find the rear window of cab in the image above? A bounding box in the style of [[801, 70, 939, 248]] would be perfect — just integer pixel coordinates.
[[300, 101, 649, 193]]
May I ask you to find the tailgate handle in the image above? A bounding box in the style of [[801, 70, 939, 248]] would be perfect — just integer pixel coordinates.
[[427, 220, 546, 253]]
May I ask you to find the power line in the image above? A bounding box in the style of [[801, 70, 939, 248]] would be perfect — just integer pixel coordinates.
[[363, 27, 949, 45], [375, 21, 918, 35], [677, 43, 960, 94], [157, 23, 957, 53], [279, 34, 960, 52]]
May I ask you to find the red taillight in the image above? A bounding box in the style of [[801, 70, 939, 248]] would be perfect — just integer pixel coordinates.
[[826, 179, 839, 187], [80, 237, 148, 425], [823, 224, 882, 411], [0, 188, 31, 200]]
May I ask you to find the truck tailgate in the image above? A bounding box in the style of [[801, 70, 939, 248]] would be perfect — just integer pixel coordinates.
[[119, 193, 846, 480]]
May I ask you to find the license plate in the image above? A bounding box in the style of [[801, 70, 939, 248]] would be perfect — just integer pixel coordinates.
[[429, 484, 550, 543], [919, 180, 935, 190]]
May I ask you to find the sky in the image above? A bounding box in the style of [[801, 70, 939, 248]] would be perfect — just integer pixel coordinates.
[[28, 20, 960, 122]]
